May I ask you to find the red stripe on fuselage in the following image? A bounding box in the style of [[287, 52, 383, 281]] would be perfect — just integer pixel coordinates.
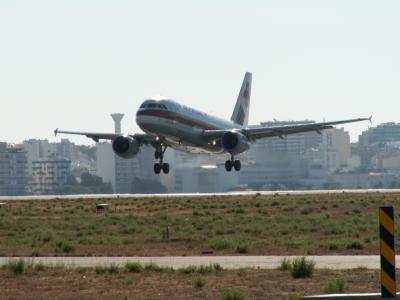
[[136, 110, 218, 130]]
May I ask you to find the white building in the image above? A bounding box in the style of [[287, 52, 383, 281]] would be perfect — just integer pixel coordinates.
[[30, 157, 71, 195], [96, 142, 115, 191]]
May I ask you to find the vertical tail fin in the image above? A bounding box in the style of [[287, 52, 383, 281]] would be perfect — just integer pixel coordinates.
[[230, 72, 252, 126]]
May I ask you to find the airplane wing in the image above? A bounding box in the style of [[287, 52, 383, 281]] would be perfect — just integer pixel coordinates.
[[203, 117, 371, 141], [54, 129, 154, 144]]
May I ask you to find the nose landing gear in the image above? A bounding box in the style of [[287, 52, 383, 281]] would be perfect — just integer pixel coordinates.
[[154, 145, 169, 174], [225, 154, 241, 172]]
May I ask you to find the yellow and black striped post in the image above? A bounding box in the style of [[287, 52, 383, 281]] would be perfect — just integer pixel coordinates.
[[379, 206, 396, 298]]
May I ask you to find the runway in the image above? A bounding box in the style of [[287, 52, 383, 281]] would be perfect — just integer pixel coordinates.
[[0, 255, 388, 269], [1, 189, 400, 201]]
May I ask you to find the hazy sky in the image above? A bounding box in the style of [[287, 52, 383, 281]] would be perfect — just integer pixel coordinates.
[[1, 1, 399, 145]]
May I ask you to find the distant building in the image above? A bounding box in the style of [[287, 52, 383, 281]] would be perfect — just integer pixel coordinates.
[[96, 142, 115, 191], [359, 123, 400, 146], [22, 139, 54, 176], [30, 157, 71, 195], [0, 143, 28, 196], [174, 164, 238, 193]]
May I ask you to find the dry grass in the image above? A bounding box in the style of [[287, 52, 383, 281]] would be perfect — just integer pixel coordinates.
[[0, 192, 398, 256]]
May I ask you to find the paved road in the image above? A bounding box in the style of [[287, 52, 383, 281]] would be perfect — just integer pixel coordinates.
[[0, 256, 388, 269], [1, 189, 400, 201]]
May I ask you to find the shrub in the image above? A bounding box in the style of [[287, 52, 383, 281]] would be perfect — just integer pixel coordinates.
[[286, 294, 300, 300], [95, 265, 107, 274], [34, 261, 46, 271], [144, 262, 162, 272], [210, 238, 231, 250], [181, 265, 197, 274], [222, 290, 246, 300], [125, 262, 143, 273], [193, 277, 207, 288], [5, 259, 28, 275], [346, 241, 363, 250], [56, 240, 75, 253], [108, 263, 120, 273], [278, 257, 291, 271], [236, 244, 249, 254], [290, 257, 315, 278], [212, 263, 223, 271], [323, 278, 345, 293], [300, 207, 313, 215]]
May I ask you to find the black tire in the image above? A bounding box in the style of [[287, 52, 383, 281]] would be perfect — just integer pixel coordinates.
[[154, 163, 161, 174], [225, 160, 232, 172], [234, 160, 241, 171], [162, 163, 170, 174]]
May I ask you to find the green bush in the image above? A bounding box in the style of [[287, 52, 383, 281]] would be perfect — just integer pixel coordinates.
[[144, 262, 163, 272], [125, 262, 143, 273], [5, 259, 28, 275], [108, 263, 120, 273], [193, 277, 207, 288], [236, 244, 249, 254], [278, 257, 291, 271], [210, 238, 231, 250], [290, 257, 315, 278], [222, 290, 246, 300], [346, 241, 363, 250], [323, 278, 345, 293]]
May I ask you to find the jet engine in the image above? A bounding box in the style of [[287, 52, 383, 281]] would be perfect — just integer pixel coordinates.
[[112, 136, 140, 158], [221, 131, 250, 155]]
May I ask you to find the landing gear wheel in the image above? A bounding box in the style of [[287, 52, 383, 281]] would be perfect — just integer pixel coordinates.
[[233, 160, 241, 171], [154, 163, 161, 174], [225, 160, 233, 172], [162, 163, 170, 174]]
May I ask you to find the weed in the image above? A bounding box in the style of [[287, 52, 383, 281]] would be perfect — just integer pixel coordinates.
[[236, 244, 249, 254], [278, 257, 291, 271], [323, 278, 345, 293], [210, 238, 231, 250], [286, 294, 300, 300], [346, 241, 363, 250], [222, 290, 246, 300], [5, 259, 28, 275], [95, 265, 107, 274], [193, 277, 207, 288], [125, 262, 143, 273], [34, 261, 46, 271], [290, 257, 315, 278], [300, 207, 313, 215], [108, 263, 120, 273], [144, 262, 163, 272]]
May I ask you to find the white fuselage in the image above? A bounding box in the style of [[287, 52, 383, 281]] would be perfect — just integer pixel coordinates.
[[136, 97, 242, 154]]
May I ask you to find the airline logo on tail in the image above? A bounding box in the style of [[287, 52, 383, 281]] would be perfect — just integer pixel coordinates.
[[231, 72, 252, 126]]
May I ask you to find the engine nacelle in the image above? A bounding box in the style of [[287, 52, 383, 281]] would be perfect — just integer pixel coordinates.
[[221, 131, 250, 155], [112, 136, 140, 158]]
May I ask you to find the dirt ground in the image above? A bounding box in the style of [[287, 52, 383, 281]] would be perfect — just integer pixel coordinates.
[[0, 268, 386, 300]]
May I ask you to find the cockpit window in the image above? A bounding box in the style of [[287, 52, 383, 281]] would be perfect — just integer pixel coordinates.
[[140, 103, 168, 110]]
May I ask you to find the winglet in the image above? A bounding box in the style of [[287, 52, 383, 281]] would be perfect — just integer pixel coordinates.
[[369, 115, 373, 124], [54, 128, 58, 136]]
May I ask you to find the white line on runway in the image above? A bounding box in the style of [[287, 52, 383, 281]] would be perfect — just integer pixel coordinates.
[[1, 189, 400, 201], [0, 256, 386, 269]]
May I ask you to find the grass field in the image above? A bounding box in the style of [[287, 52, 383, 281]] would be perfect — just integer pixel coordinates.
[[0, 192, 399, 256], [0, 261, 386, 299]]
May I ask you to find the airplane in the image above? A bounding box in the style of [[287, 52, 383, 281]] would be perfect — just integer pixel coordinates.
[[55, 72, 370, 174]]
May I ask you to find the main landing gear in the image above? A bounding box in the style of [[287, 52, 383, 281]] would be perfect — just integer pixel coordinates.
[[154, 145, 169, 174], [225, 154, 241, 172]]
